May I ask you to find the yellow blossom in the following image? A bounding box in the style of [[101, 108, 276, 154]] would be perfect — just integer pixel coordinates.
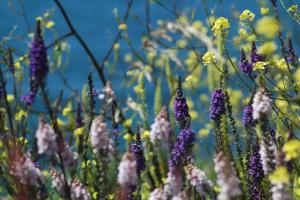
[[42, 170, 49, 177], [275, 58, 288, 71], [212, 17, 230, 35], [45, 20, 55, 29], [256, 17, 280, 38], [192, 21, 203, 30], [118, 23, 127, 31], [239, 28, 248, 38], [261, 7, 269, 15], [74, 127, 85, 136], [123, 133, 133, 141], [177, 39, 188, 48], [57, 118, 65, 127], [269, 166, 290, 184], [7, 94, 14, 103], [62, 107, 72, 116], [199, 128, 210, 137], [240, 10, 255, 21], [141, 130, 150, 140], [258, 41, 277, 55], [253, 61, 268, 70], [15, 110, 27, 121], [288, 4, 298, 12], [123, 119, 132, 127], [283, 139, 300, 161], [202, 51, 216, 65], [113, 43, 120, 50], [190, 111, 198, 120]]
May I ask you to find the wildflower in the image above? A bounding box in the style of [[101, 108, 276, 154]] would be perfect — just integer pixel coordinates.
[[269, 166, 292, 200], [214, 152, 241, 200], [198, 128, 209, 137], [170, 128, 195, 168], [258, 41, 277, 55], [150, 106, 171, 143], [71, 179, 92, 200], [50, 169, 67, 197], [256, 17, 280, 38], [252, 88, 272, 120], [251, 42, 265, 63], [283, 139, 300, 161], [248, 144, 264, 200], [202, 51, 215, 65], [212, 17, 230, 35], [62, 106, 72, 116], [113, 43, 120, 50], [10, 154, 44, 186], [90, 116, 114, 159], [149, 188, 167, 200], [7, 94, 14, 103], [118, 152, 137, 188], [239, 28, 248, 38], [15, 110, 27, 121], [239, 49, 252, 74], [210, 88, 226, 121], [164, 169, 182, 196], [287, 37, 298, 64], [253, 61, 268, 70], [275, 58, 288, 71], [123, 133, 133, 141], [130, 132, 145, 175], [240, 10, 255, 21], [118, 23, 127, 30], [288, 4, 298, 12], [35, 118, 58, 156], [22, 20, 49, 106], [61, 143, 77, 166], [259, 139, 277, 175], [261, 7, 269, 15], [242, 105, 255, 127], [74, 127, 85, 136], [174, 77, 190, 129], [172, 191, 188, 200], [185, 164, 213, 194]]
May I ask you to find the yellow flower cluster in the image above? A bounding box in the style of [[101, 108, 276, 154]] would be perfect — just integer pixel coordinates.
[[260, 7, 269, 15], [240, 10, 255, 21], [269, 166, 290, 184], [15, 110, 27, 121], [275, 58, 288, 71], [74, 127, 85, 136], [256, 17, 280, 38], [288, 4, 298, 12], [253, 61, 268, 70], [283, 139, 300, 161], [212, 17, 230, 35], [202, 51, 215, 65]]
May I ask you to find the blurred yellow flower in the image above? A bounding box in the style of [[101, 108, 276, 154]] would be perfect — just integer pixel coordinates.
[[62, 107, 72, 116], [124, 119, 132, 127], [269, 166, 290, 184], [45, 20, 55, 29], [123, 133, 133, 141], [177, 39, 188, 48], [253, 61, 268, 70], [260, 7, 269, 15], [240, 10, 255, 21], [15, 110, 27, 121], [256, 17, 280, 38], [118, 23, 127, 30], [275, 58, 288, 71], [258, 41, 277, 55], [288, 4, 298, 12], [239, 29, 248, 38], [212, 17, 230, 35], [113, 43, 120, 50], [283, 139, 300, 161], [192, 21, 203, 30], [7, 94, 14, 103], [141, 130, 150, 140], [74, 127, 85, 136], [199, 128, 210, 137], [202, 51, 215, 65]]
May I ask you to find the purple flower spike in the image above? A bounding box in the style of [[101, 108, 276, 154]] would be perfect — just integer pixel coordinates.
[[76, 102, 84, 128], [170, 128, 195, 168], [210, 89, 226, 121], [250, 41, 264, 63], [174, 77, 190, 129], [248, 144, 264, 200], [242, 105, 255, 127], [239, 49, 252, 75], [22, 20, 49, 106], [130, 131, 145, 175], [288, 37, 298, 64]]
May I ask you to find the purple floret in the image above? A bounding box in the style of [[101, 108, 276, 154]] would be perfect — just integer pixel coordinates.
[[239, 49, 252, 75], [242, 105, 255, 127], [170, 128, 195, 168], [210, 88, 226, 121], [250, 41, 264, 63]]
